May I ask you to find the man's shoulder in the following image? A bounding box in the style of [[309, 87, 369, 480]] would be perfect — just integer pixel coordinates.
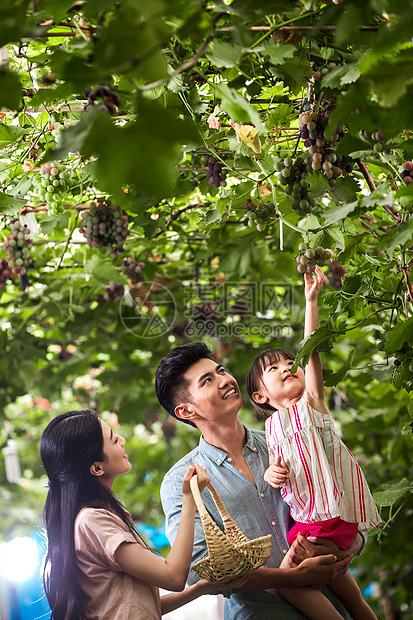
[[162, 443, 203, 482], [246, 426, 267, 448]]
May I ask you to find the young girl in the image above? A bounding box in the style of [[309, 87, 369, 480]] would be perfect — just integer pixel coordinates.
[[40, 409, 243, 619], [246, 266, 381, 620]]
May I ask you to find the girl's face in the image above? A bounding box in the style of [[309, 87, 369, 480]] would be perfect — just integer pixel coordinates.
[[93, 420, 132, 488], [255, 355, 305, 409]]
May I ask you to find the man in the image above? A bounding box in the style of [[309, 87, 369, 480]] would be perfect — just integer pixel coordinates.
[[157, 342, 364, 619]]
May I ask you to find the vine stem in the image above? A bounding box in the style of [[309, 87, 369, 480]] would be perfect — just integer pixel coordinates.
[[357, 159, 397, 220], [255, 159, 301, 234]]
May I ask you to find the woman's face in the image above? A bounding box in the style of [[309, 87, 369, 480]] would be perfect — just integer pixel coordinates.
[[96, 420, 132, 487]]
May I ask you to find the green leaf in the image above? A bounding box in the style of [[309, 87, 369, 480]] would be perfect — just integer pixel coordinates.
[[307, 172, 330, 199], [291, 326, 345, 372], [84, 254, 127, 284], [40, 212, 71, 233], [206, 41, 244, 68], [49, 106, 102, 161], [0, 123, 27, 147], [215, 84, 267, 132], [329, 176, 360, 204], [262, 42, 296, 65], [321, 64, 360, 89], [386, 318, 413, 354], [324, 350, 355, 387], [322, 201, 359, 226], [0, 192, 26, 216], [373, 478, 412, 507], [0, 70, 22, 111], [377, 221, 413, 254]]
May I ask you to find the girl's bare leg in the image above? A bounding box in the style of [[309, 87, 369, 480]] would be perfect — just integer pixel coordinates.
[[329, 570, 378, 620], [276, 552, 344, 620]]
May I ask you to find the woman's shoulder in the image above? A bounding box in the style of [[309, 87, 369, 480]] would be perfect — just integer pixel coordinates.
[[76, 506, 130, 532]]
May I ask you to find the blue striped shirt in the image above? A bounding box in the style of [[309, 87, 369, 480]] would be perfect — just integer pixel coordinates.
[[160, 426, 353, 619]]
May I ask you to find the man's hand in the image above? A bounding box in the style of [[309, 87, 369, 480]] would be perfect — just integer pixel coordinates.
[[289, 531, 362, 566], [264, 456, 289, 488], [289, 532, 340, 566], [295, 554, 352, 586]]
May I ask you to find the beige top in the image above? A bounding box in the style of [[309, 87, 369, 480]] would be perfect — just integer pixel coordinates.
[[74, 507, 162, 620]]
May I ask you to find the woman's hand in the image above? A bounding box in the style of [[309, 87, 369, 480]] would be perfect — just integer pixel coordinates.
[[264, 455, 289, 488], [195, 573, 251, 595], [182, 464, 209, 497]]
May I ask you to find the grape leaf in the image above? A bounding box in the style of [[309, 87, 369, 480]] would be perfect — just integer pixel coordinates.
[[324, 350, 355, 387], [262, 42, 296, 65], [334, 134, 370, 156], [0, 123, 27, 147], [307, 172, 330, 198], [216, 84, 267, 132], [206, 41, 244, 68], [377, 221, 413, 253], [322, 201, 359, 226], [84, 254, 127, 284], [0, 192, 26, 215], [386, 318, 413, 354], [373, 478, 412, 507], [291, 326, 345, 372], [329, 176, 360, 203]]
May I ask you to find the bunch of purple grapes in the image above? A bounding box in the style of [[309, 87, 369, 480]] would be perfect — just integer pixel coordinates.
[[274, 155, 317, 216], [79, 199, 129, 258], [245, 198, 277, 231], [401, 161, 413, 184], [299, 101, 352, 187], [203, 156, 227, 188], [295, 243, 332, 274], [122, 254, 145, 284], [104, 284, 125, 301], [325, 260, 347, 290], [0, 259, 12, 289], [3, 220, 32, 275], [362, 130, 391, 154], [83, 86, 120, 115]]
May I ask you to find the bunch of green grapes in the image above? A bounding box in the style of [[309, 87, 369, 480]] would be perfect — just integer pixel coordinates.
[[295, 242, 332, 274], [245, 198, 278, 231], [274, 156, 317, 217], [29, 163, 75, 215], [79, 199, 129, 258]]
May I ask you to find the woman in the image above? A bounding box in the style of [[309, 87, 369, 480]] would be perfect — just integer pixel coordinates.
[[41, 409, 240, 619]]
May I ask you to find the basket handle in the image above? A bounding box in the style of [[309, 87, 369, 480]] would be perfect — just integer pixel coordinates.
[[190, 474, 233, 525]]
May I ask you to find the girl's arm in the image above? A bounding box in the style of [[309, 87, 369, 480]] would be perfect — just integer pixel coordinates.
[[264, 419, 289, 488], [303, 265, 330, 414], [115, 464, 209, 592]]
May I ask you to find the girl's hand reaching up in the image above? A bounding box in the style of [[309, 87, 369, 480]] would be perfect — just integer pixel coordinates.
[[304, 265, 326, 303]]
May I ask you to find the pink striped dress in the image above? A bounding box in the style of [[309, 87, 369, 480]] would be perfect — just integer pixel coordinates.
[[266, 397, 380, 531]]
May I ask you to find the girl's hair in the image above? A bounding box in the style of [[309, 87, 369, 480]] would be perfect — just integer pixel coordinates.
[[246, 348, 296, 419], [40, 409, 133, 620]]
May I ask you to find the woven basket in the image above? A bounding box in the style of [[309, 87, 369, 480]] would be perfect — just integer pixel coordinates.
[[190, 474, 272, 583]]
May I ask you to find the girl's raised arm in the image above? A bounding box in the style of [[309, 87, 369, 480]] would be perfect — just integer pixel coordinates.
[[303, 266, 330, 414]]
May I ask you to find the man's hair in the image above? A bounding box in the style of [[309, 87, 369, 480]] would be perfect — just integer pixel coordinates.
[[245, 348, 296, 419], [155, 342, 213, 427]]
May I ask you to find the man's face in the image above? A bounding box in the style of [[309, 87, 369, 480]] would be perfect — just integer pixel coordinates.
[[177, 357, 244, 424]]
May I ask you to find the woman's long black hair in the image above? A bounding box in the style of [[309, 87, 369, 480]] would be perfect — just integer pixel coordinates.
[[40, 409, 133, 620]]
